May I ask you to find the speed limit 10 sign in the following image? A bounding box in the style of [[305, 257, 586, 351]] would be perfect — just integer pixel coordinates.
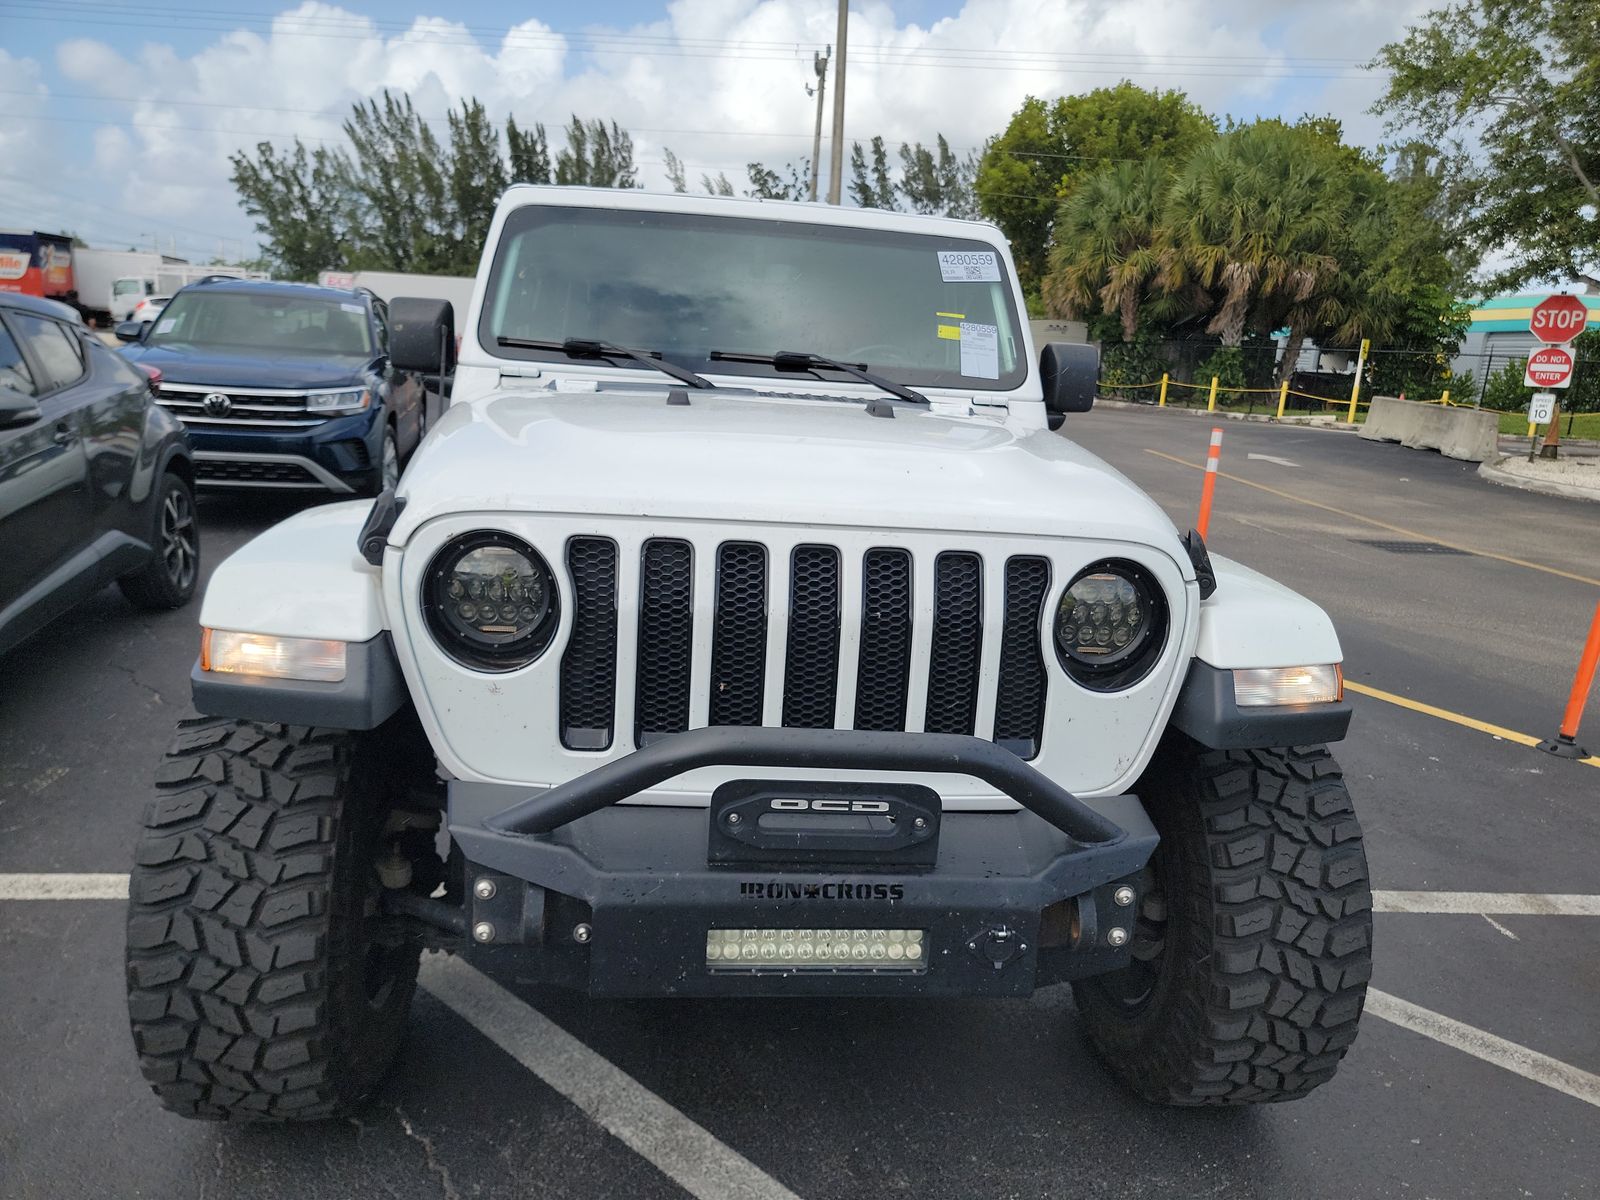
[[1529, 294, 1590, 343], [1529, 393, 1556, 424]]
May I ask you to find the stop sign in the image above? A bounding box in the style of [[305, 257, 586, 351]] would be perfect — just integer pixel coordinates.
[[1525, 345, 1575, 388], [1529, 294, 1590, 343]]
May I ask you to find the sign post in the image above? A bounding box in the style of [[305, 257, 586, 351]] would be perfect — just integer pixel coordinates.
[[1527, 295, 1590, 460], [1528, 393, 1556, 461], [1346, 338, 1370, 423]]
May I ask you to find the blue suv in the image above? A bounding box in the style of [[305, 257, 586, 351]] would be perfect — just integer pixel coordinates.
[[117, 278, 426, 496]]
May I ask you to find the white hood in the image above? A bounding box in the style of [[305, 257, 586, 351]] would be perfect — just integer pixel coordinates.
[[391, 384, 1183, 554]]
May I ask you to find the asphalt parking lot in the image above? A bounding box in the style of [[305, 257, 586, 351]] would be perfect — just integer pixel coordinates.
[[2, 405, 1598, 1199]]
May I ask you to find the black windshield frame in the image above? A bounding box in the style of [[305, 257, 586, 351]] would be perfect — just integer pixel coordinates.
[[478, 204, 1028, 392]]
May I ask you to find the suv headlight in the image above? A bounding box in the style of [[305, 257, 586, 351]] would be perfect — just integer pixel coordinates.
[[306, 388, 370, 414], [1053, 560, 1167, 691], [423, 533, 559, 671]]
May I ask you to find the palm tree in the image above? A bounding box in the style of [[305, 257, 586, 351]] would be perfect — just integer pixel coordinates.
[[1160, 123, 1349, 368], [1043, 159, 1173, 339]]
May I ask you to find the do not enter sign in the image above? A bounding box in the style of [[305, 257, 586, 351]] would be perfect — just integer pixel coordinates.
[[1529, 294, 1590, 344], [1525, 345, 1575, 389]]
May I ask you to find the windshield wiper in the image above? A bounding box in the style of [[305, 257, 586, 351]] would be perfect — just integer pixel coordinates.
[[708, 350, 929, 406], [496, 336, 715, 390]]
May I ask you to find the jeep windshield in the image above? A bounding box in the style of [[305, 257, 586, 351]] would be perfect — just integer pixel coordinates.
[[143, 292, 373, 358], [480, 204, 1027, 391]]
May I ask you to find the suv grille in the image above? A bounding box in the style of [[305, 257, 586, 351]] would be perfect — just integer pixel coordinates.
[[157, 384, 328, 427], [195, 459, 318, 486], [560, 542, 1051, 759]]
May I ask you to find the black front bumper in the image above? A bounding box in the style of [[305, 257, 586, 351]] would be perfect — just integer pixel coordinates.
[[447, 727, 1159, 999]]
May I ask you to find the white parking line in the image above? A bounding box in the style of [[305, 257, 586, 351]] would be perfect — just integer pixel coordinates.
[[1366, 988, 1600, 1110], [420, 954, 801, 1200], [0, 873, 128, 900], [1373, 891, 1600, 916]]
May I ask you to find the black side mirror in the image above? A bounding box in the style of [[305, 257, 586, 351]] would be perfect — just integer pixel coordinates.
[[1039, 341, 1099, 430], [0, 385, 42, 430], [389, 297, 455, 374], [114, 320, 149, 343]]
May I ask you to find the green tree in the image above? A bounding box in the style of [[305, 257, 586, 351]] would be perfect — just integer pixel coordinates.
[[341, 92, 454, 272], [1043, 158, 1172, 339], [977, 84, 1216, 303], [662, 147, 688, 193], [1161, 122, 1350, 352], [746, 159, 809, 200], [229, 140, 356, 279], [898, 135, 978, 217], [506, 116, 551, 184], [1373, 0, 1600, 288], [554, 117, 639, 188], [848, 136, 897, 210], [447, 98, 507, 272]]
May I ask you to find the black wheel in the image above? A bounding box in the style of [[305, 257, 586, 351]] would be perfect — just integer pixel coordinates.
[[1073, 740, 1372, 1105], [125, 719, 425, 1120], [118, 471, 200, 610], [364, 424, 400, 498]]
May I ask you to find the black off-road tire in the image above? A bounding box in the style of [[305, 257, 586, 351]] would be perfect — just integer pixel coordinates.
[[118, 471, 199, 610], [1074, 739, 1372, 1105], [126, 718, 421, 1120]]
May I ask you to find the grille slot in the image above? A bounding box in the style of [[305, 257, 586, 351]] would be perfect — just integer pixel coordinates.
[[709, 542, 768, 727], [560, 538, 618, 750], [782, 545, 842, 728], [854, 548, 913, 731], [924, 551, 984, 735], [993, 556, 1050, 759], [634, 539, 694, 746]]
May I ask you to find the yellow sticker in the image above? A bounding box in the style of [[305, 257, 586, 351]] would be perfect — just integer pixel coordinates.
[[937, 312, 965, 340], [937, 311, 966, 318]]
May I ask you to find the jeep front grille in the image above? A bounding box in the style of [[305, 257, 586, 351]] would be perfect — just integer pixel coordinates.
[[560, 540, 1052, 760]]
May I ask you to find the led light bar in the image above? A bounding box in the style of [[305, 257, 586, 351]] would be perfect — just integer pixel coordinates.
[[201, 628, 347, 683], [706, 928, 927, 971], [1233, 664, 1342, 707]]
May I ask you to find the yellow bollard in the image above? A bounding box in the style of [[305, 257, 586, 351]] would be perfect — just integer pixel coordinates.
[[1158, 373, 1169, 407], [1276, 380, 1289, 420], [1207, 376, 1219, 413], [1440, 390, 1450, 406]]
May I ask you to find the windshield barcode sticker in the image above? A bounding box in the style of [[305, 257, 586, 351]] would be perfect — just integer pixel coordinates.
[[154, 318, 175, 334], [938, 251, 1001, 282], [959, 322, 999, 379]]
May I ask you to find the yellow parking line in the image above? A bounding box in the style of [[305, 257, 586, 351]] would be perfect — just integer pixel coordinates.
[[1143, 449, 1600, 589], [1345, 680, 1600, 768]]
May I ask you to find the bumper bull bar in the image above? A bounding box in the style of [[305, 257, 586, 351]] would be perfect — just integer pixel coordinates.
[[446, 728, 1159, 997]]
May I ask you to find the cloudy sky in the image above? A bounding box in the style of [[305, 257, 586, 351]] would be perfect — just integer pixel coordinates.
[[0, 0, 1435, 265]]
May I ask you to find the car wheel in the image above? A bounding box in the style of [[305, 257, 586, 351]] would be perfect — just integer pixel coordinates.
[[126, 718, 427, 1120], [118, 472, 200, 610], [366, 425, 400, 497], [1072, 739, 1372, 1105]]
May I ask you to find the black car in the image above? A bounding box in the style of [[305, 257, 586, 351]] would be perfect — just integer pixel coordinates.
[[117, 278, 428, 496], [0, 292, 197, 656]]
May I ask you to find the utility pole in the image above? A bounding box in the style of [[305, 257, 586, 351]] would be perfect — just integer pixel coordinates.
[[807, 46, 830, 202], [825, 0, 848, 205]]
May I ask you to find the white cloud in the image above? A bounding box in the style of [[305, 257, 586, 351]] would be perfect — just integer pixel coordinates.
[[18, 0, 1435, 264]]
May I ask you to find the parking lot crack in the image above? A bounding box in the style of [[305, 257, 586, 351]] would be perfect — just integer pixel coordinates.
[[395, 1106, 461, 1200], [109, 661, 168, 705]]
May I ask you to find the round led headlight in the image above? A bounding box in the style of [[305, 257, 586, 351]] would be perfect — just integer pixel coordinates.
[[1053, 561, 1166, 690], [422, 532, 558, 671]]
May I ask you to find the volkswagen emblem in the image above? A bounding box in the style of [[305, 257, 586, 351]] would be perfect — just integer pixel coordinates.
[[201, 392, 233, 417]]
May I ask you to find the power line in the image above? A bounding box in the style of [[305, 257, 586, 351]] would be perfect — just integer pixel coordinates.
[[0, 4, 1373, 78], [0, 0, 1372, 67]]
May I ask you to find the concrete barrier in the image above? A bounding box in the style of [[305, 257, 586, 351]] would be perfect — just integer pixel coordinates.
[[1359, 395, 1499, 462]]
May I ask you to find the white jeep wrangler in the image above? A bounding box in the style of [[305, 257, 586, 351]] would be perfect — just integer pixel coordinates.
[[125, 186, 1371, 1120]]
